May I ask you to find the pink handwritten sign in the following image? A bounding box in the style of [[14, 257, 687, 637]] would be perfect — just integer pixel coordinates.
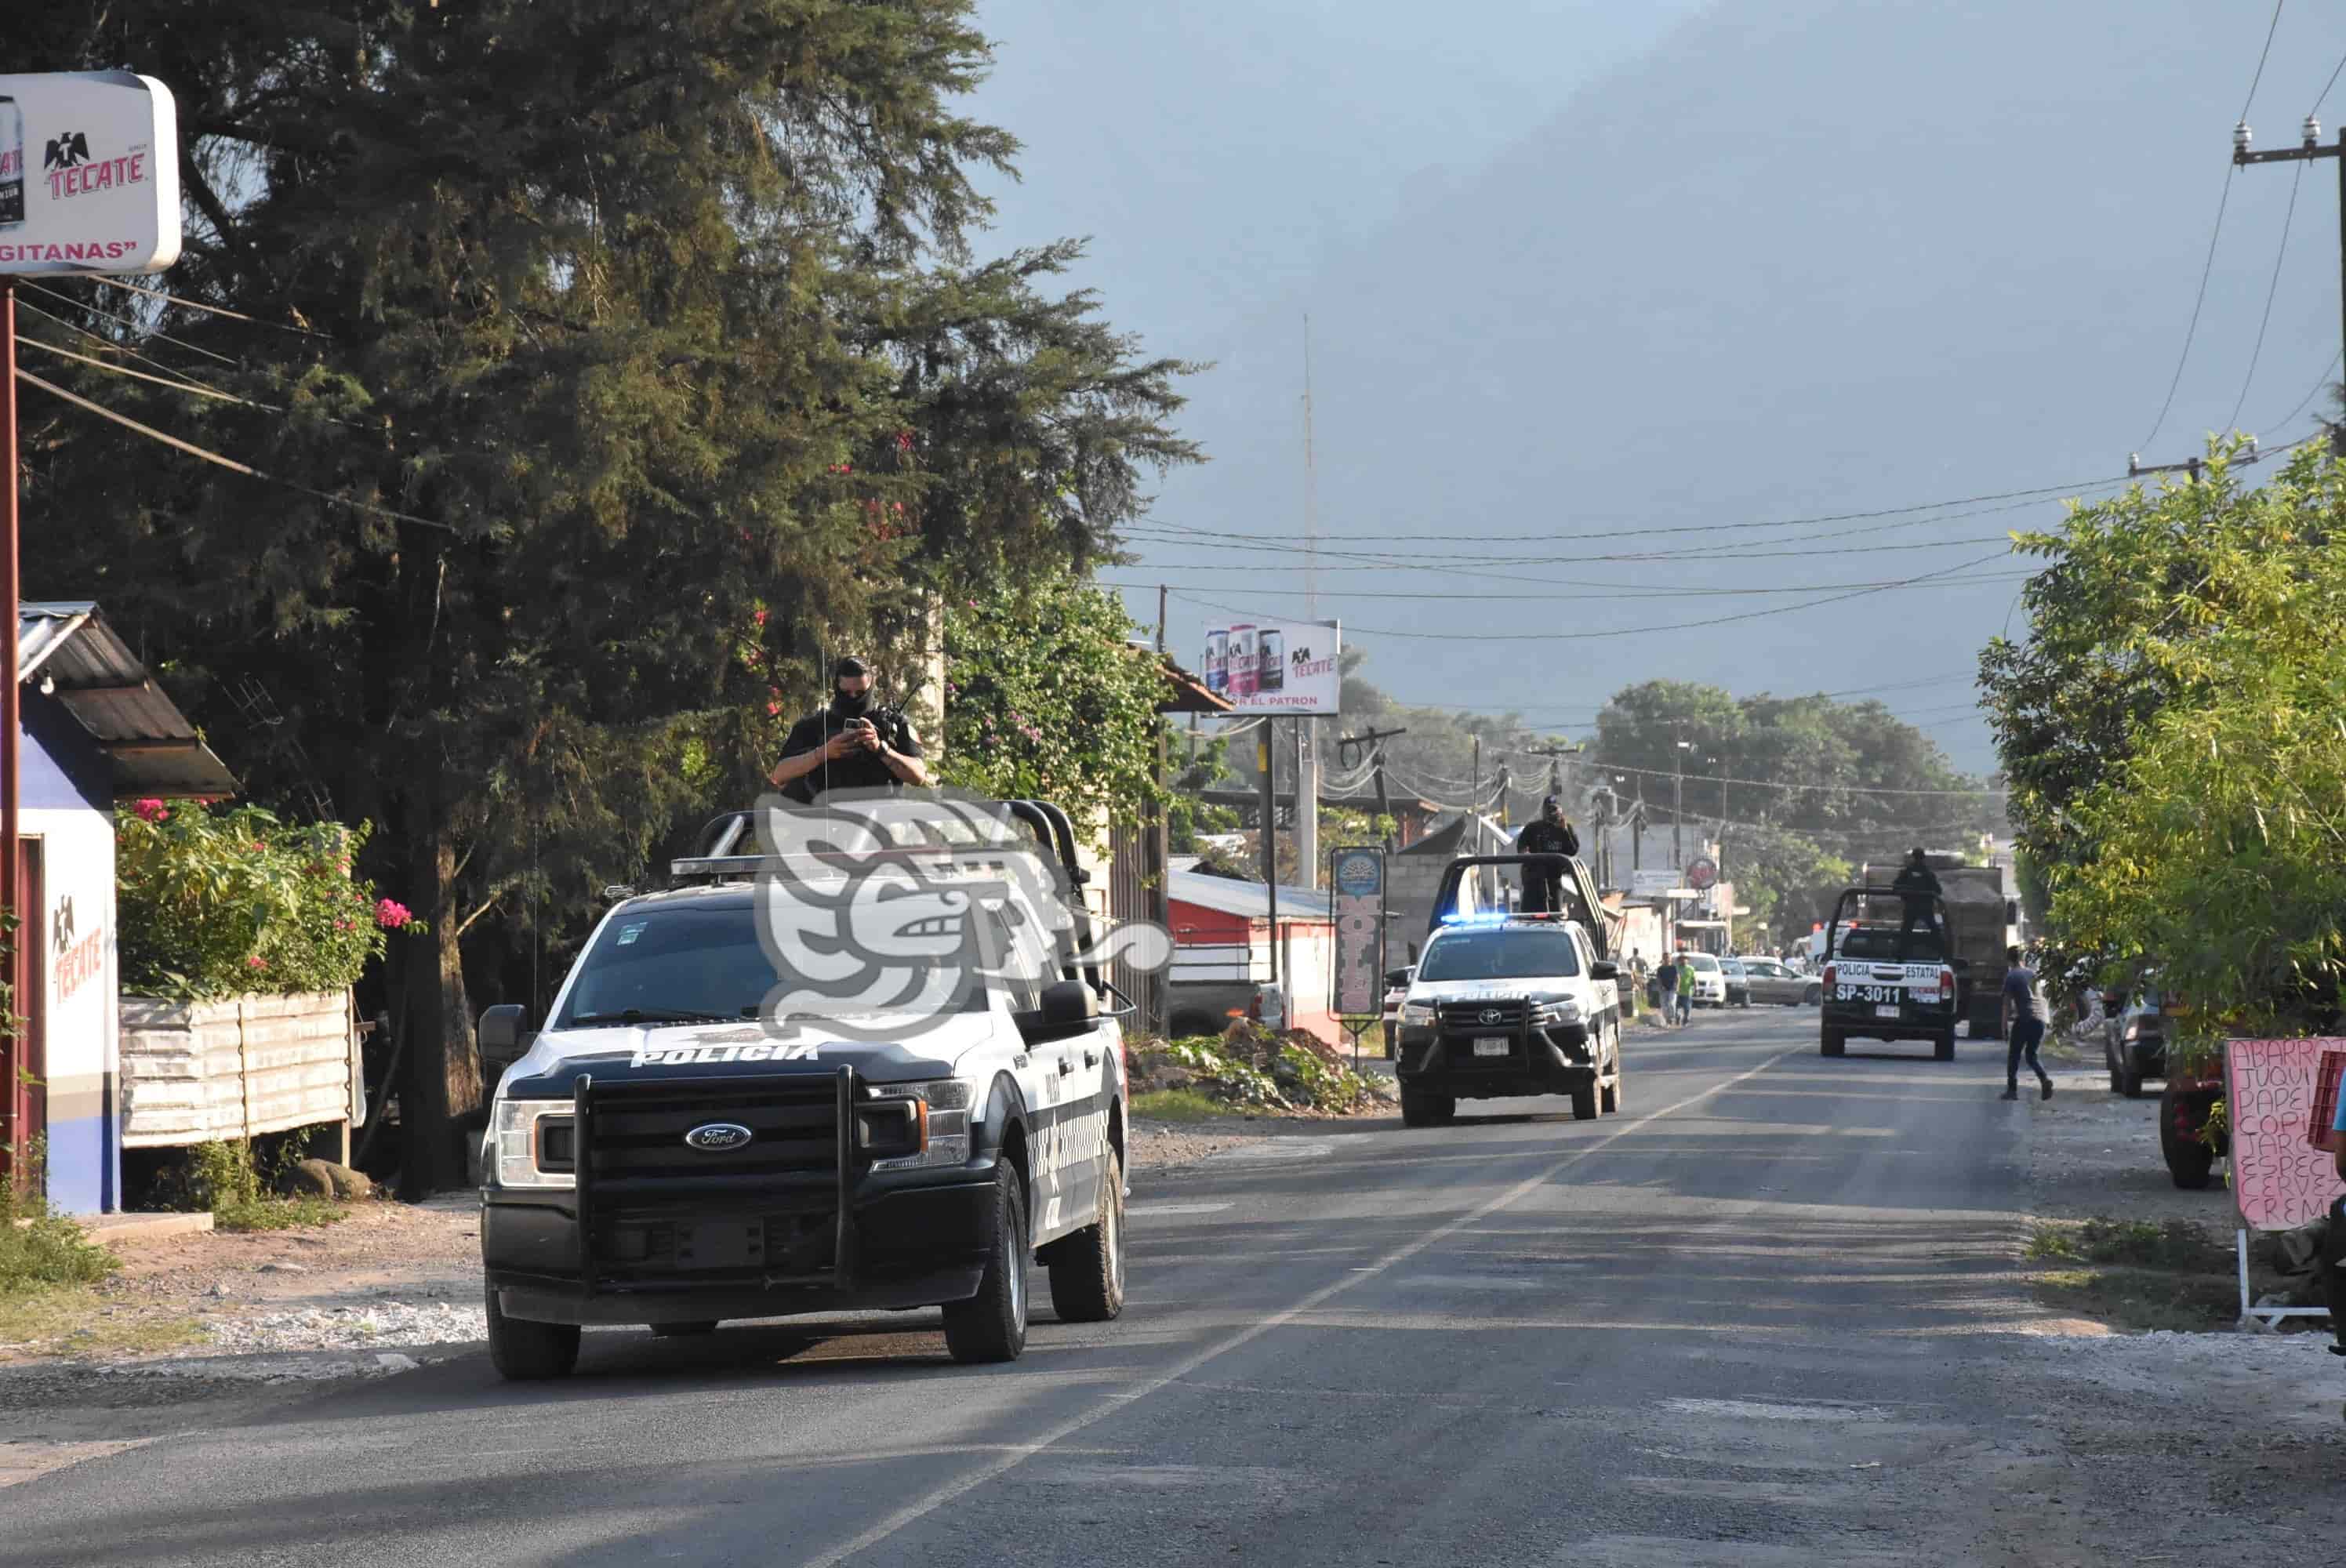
[[2224, 1038, 2346, 1231]]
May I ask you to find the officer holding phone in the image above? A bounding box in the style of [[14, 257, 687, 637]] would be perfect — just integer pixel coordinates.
[[769, 655, 931, 803]]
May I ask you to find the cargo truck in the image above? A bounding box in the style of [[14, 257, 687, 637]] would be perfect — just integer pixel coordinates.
[[1859, 854, 2020, 1040]]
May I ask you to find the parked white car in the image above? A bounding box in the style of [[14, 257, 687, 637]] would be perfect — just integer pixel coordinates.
[[1683, 951, 1727, 1007]]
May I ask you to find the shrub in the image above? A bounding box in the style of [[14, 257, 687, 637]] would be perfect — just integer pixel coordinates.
[[0, 1176, 118, 1292], [156, 1138, 347, 1233], [117, 803, 427, 1000]]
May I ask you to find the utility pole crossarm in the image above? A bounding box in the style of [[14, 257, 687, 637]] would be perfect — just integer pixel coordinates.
[[2233, 119, 2346, 456]]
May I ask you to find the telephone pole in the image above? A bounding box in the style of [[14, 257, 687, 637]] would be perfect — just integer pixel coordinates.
[[1338, 725, 1408, 852], [1672, 740, 1690, 868], [2235, 115, 2346, 455]]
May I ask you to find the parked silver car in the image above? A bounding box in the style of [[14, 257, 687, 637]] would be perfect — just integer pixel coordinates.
[[1735, 956, 1818, 1006]]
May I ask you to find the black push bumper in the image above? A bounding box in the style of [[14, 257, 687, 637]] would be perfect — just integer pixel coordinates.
[[1394, 1014, 1598, 1102], [481, 1066, 1000, 1328]]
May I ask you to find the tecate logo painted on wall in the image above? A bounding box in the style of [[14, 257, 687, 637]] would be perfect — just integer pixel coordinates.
[[683, 1122, 754, 1152], [0, 71, 180, 274]]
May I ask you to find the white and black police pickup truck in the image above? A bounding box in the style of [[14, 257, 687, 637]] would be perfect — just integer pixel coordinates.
[[1817, 885, 1964, 1062], [1390, 912, 1625, 1127], [474, 798, 1131, 1379]]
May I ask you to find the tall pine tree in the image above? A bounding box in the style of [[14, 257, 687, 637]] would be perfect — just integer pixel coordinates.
[[13, 3, 1196, 1189]]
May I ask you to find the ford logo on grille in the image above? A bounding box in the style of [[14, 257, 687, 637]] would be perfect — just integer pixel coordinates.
[[684, 1122, 754, 1152], [1479, 1007, 1505, 1025]]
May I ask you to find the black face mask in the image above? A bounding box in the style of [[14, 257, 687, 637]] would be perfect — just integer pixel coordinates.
[[831, 688, 870, 719]]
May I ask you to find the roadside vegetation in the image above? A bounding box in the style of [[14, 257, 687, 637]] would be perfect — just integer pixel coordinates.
[[154, 1141, 351, 1235], [2024, 1217, 2247, 1333], [0, 1179, 203, 1359], [1129, 1025, 1388, 1118]]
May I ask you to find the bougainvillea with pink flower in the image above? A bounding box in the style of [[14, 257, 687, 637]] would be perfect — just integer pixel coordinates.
[[118, 804, 428, 1000]]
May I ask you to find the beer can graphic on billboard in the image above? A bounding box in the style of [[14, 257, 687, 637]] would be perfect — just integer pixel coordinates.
[[1204, 628, 1229, 696], [1228, 625, 1257, 701], [1257, 627, 1285, 692], [0, 96, 24, 229]]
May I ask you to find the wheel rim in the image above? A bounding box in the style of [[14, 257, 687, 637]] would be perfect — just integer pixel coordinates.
[[1007, 1190, 1028, 1327], [1106, 1177, 1125, 1298]]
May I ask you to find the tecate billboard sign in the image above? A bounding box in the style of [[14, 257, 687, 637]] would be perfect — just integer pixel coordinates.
[[1200, 615, 1341, 715], [0, 72, 180, 274]]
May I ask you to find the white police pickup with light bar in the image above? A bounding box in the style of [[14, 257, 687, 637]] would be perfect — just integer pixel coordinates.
[[1389, 911, 1623, 1127], [1817, 885, 1966, 1062], [472, 798, 1135, 1381]]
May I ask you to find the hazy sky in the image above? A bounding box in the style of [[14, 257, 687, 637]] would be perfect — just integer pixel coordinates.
[[968, 0, 2346, 782]]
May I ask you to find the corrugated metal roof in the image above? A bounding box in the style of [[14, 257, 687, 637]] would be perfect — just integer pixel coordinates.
[[1167, 868, 1332, 923], [20, 602, 238, 800]]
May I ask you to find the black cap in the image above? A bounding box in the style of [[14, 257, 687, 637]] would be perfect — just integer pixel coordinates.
[[832, 655, 870, 679], [1542, 794, 1562, 811]]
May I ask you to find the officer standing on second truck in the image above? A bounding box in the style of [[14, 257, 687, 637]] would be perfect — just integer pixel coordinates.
[[768, 656, 932, 803], [1515, 796, 1581, 913]]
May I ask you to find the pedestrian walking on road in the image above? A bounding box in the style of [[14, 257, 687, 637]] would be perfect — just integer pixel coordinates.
[[1654, 953, 1679, 1022], [2000, 944, 2054, 1101], [1674, 949, 1696, 1026]]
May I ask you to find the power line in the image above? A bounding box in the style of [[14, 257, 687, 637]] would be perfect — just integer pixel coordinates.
[[17, 299, 240, 400], [54, 273, 329, 337], [1590, 757, 2003, 798], [2226, 158, 2305, 434], [1168, 547, 2013, 643], [17, 278, 245, 369], [1127, 525, 2022, 570], [2268, 345, 2345, 431], [1124, 473, 2135, 548], [2141, 0, 2289, 449], [1105, 569, 2034, 602], [16, 368, 458, 534], [2314, 49, 2346, 115]]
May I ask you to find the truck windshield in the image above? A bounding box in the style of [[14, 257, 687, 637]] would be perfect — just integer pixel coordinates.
[[554, 905, 988, 1028], [1418, 927, 1580, 982]]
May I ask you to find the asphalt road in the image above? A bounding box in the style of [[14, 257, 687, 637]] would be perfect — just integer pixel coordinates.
[[9, 1007, 2068, 1566]]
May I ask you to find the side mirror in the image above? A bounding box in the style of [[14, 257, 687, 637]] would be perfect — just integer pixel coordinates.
[[1018, 979, 1099, 1045], [478, 1004, 529, 1079], [1589, 960, 1619, 982]]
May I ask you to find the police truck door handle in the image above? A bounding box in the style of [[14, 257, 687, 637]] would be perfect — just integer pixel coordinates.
[[1082, 1050, 1099, 1069], [1057, 1055, 1073, 1076]]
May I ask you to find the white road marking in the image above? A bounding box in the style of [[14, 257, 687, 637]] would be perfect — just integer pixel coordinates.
[[800, 1043, 1800, 1568], [1661, 1397, 1890, 1422], [1126, 1202, 1233, 1216]]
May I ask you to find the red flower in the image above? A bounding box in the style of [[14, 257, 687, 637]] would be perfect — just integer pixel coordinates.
[[246, 955, 267, 970], [133, 799, 169, 823], [895, 430, 914, 452], [752, 608, 768, 627], [375, 898, 412, 930]]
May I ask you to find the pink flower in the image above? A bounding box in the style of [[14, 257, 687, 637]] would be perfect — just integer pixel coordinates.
[[766, 702, 783, 717], [249, 840, 266, 852], [375, 898, 412, 930], [895, 430, 914, 452], [752, 608, 768, 628], [246, 956, 267, 970], [133, 798, 169, 823], [332, 917, 352, 931]]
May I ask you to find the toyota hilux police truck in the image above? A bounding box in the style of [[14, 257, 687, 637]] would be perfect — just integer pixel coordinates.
[[1818, 885, 1965, 1062], [474, 798, 1130, 1380], [1390, 912, 1624, 1127]]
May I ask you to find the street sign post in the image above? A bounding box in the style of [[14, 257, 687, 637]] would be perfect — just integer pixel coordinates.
[[1329, 846, 1385, 1072], [0, 74, 178, 1185]]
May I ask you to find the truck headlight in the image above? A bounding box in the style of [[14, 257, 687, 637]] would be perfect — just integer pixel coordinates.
[[1532, 999, 1583, 1026], [1400, 1002, 1434, 1026], [489, 1098, 576, 1190], [869, 1077, 975, 1171]]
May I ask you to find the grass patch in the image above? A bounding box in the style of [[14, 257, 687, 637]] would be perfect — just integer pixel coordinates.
[[0, 1287, 208, 1358], [2, 1183, 119, 1292], [215, 1195, 347, 1232], [2025, 1215, 2246, 1332], [1131, 1088, 1227, 1123]]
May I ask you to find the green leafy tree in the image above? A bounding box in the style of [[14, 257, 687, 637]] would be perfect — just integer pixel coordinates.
[[14, 4, 1193, 1190], [938, 575, 1171, 825], [2006, 444, 2346, 1030]]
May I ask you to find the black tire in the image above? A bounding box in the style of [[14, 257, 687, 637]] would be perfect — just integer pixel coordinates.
[[1934, 1033, 1956, 1063], [2159, 1084, 2217, 1190], [1048, 1149, 1126, 1324], [485, 1285, 581, 1381], [2106, 1040, 2126, 1094], [1400, 1086, 1454, 1127], [1571, 1080, 1599, 1120], [650, 1321, 718, 1338], [1803, 985, 1822, 1006], [1600, 1030, 1625, 1115], [2119, 1056, 2144, 1099], [943, 1167, 1030, 1363], [1821, 1030, 1846, 1058]]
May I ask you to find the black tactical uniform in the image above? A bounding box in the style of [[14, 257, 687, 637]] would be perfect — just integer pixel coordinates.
[[777, 698, 922, 804], [1515, 799, 1580, 913]]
